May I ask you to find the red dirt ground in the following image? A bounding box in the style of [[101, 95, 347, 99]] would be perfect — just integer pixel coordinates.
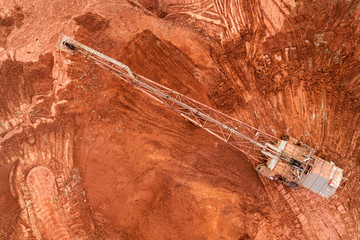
[[0, 0, 359, 239]]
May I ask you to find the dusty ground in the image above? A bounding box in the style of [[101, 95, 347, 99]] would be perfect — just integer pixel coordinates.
[[0, 0, 359, 239]]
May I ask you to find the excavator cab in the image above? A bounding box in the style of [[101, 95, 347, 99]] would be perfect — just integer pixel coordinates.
[[257, 136, 344, 198]]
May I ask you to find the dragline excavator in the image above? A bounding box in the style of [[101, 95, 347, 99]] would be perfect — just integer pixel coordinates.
[[57, 34, 346, 198]]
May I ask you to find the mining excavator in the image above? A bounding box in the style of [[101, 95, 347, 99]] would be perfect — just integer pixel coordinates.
[[57, 34, 346, 198]]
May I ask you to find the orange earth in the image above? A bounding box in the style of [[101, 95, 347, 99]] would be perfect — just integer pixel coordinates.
[[0, 0, 359, 239]]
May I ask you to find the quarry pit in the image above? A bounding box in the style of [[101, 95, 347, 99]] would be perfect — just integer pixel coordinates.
[[0, 0, 359, 239]]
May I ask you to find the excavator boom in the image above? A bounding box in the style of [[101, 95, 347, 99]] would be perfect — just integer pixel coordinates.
[[57, 34, 278, 162], [57, 34, 345, 198]]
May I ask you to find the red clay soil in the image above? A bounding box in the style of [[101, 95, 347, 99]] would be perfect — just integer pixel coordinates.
[[0, 0, 360, 239], [26, 166, 71, 239], [0, 6, 24, 48]]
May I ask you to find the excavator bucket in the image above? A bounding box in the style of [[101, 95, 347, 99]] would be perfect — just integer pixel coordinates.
[[56, 34, 75, 55]]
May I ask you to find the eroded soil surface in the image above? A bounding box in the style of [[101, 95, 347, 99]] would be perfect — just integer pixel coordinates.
[[0, 0, 359, 239]]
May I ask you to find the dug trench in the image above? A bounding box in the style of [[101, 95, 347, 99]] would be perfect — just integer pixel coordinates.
[[0, 0, 359, 239]]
